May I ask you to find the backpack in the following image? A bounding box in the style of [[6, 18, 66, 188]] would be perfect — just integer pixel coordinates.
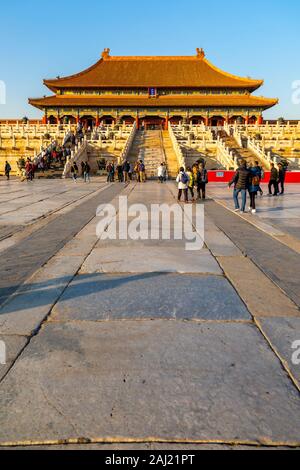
[[180, 172, 189, 185], [252, 175, 260, 186], [201, 169, 208, 184]]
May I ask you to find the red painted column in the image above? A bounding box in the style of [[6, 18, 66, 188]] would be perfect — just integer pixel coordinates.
[[95, 116, 100, 127], [245, 116, 249, 125], [42, 115, 47, 124], [205, 117, 209, 127], [257, 115, 263, 125], [165, 116, 169, 130], [136, 116, 139, 129]]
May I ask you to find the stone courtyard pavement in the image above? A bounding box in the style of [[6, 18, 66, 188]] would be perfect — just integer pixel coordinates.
[[0, 178, 300, 450]]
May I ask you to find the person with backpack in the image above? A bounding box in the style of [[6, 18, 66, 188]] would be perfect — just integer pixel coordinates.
[[5, 161, 11, 180], [268, 163, 279, 196], [198, 162, 208, 200], [176, 167, 189, 203], [228, 160, 250, 213], [249, 163, 261, 213]]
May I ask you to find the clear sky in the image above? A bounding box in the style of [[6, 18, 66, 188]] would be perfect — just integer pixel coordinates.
[[0, 0, 299, 119]]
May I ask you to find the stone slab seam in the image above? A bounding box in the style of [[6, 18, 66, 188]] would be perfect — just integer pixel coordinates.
[[214, 198, 300, 255], [254, 318, 300, 393], [207, 202, 300, 313], [0, 183, 112, 247]]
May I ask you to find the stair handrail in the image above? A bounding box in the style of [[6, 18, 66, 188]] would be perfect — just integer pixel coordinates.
[[216, 138, 236, 170], [62, 140, 88, 178], [247, 137, 272, 169], [119, 122, 137, 163], [168, 123, 186, 169]]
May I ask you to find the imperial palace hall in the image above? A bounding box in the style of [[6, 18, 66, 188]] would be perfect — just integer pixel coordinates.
[[29, 48, 278, 129]]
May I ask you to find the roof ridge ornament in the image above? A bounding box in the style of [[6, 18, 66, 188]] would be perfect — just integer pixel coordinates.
[[101, 48, 111, 60], [196, 48, 205, 59]]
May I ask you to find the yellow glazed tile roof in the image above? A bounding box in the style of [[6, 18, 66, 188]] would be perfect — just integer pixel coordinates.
[[43, 49, 264, 91]]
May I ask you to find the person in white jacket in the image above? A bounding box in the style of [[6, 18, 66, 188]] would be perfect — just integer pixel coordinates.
[[176, 167, 189, 203], [157, 163, 167, 183]]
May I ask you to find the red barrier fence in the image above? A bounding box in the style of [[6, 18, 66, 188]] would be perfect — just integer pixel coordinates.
[[208, 171, 300, 183]]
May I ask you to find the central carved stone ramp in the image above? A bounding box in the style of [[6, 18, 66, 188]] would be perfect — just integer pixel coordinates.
[[127, 130, 167, 178]]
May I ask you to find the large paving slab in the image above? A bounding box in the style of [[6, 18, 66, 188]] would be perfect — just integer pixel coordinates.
[[51, 273, 251, 321], [0, 255, 85, 336], [258, 317, 300, 387], [0, 321, 300, 444], [0, 183, 121, 308], [217, 256, 299, 318], [205, 200, 300, 307], [80, 246, 222, 275]]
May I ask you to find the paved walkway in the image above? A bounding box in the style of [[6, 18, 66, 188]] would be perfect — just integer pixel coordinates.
[[0, 179, 299, 450]]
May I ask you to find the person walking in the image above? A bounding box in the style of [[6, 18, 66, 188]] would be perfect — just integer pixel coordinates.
[[249, 163, 261, 213], [139, 160, 146, 183], [106, 162, 114, 183], [84, 161, 91, 183], [228, 160, 250, 213], [123, 160, 130, 183], [25, 159, 33, 182], [128, 163, 133, 181], [71, 162, 78, 182], [4, 161, 11, 180], [117, 163, 123, 183], [198, 162, 208, 200], [158, 163, 167, 183], [81, 161, 85, 180], [268, 163, 279, 196], [176, 167, 189, 203], [278, 163, 286, 195], [186, 167, 195, 201]]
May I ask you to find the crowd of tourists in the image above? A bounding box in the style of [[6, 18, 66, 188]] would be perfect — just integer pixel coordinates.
[[175, 162, 208, 203], [106, 160, 146, 183], [70, 161, 91, 183], [228, 159, 287, 214]]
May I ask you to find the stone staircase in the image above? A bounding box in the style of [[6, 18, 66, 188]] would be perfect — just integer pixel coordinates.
[[35, 160, 65, 179], [127, 130, 166, 178], [181, 146, 224, 171], [161, 131, 179, 178], [219, 130, 261, 166]]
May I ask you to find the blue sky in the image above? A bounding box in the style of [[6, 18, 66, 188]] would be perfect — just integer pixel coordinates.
[[0, 0, 299, 119]]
